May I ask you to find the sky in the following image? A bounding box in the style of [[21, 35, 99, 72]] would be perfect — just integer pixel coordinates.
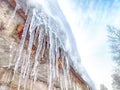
[[58, 0, 120, 90]]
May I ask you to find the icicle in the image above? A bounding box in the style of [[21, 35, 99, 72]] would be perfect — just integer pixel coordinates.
[[7, 3, 20, 27], [24, 64, 30, 90], [18, 51, 26, 90], [54, 34, 60, 79], [33, 27, 39, 45], [48, 32, 54, 90], [73, 82, 76, 90], [68, 77, 72, 89], [22, 14, 36, 90], [59, 74, 64, 90], [61, 63, 68, 90], [8, 42, 14, 69], [14, 13, 31, 73], [7, 0, 96, 90], [31, 27, 44, 83], [36, 28, 44, 58]]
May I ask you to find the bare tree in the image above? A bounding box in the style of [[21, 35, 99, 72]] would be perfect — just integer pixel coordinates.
[[100, 84, 108, 90], [108, 26, 120, 65], [112, 68, 120, 90], [107, 26, 120, 90]]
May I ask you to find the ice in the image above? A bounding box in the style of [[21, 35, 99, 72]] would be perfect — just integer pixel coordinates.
[[7, 3, 21, 27], [7, 0, 96, 90]]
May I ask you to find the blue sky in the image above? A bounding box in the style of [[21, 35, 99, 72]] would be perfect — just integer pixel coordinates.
[[58, 0, 120, 90]]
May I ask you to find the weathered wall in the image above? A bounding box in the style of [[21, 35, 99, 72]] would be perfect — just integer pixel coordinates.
[[0, 1, 89, 90]]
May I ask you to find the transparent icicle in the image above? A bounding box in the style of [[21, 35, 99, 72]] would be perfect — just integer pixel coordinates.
[[54, 35, 60, 78], [59, 74, 64, 90], [48, 32, 54, 90], [7, 4, 20, 27], [18, 51, 26, 90], [33, 27, 39, 45], [8, 43, 13, 69], [24, 64, 30, 90], [61, 61, 68, 90], [31, 27, 44, 83], [14, 14, 31, 73]]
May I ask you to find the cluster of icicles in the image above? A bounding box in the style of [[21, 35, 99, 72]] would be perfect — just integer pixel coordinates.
[[2, 0, 95, 90]]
